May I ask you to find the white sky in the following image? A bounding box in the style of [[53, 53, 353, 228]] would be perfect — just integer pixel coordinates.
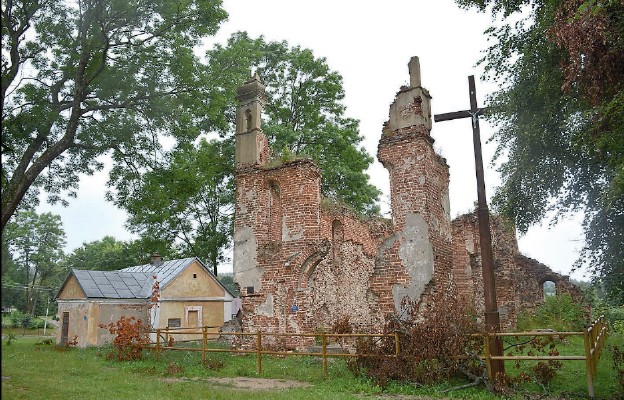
[[37, 0, 587, 280]]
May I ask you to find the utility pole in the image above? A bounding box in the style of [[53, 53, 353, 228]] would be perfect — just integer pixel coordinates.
[[433, 75, 504, 378]]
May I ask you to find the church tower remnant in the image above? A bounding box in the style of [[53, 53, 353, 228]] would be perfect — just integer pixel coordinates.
[[235, 73, 269, 166], [375, 56, 453, 315]]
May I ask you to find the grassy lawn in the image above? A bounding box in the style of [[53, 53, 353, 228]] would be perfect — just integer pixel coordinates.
[[1, 334, 621, 400]]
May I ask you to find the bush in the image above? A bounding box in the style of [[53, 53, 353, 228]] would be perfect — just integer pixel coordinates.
[[348, 282, 481, 388], [100, 316, 150, 361], [597, 305, 624, 334]]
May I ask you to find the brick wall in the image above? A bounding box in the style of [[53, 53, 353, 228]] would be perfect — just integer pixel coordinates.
[[232, 58, 583, 343]]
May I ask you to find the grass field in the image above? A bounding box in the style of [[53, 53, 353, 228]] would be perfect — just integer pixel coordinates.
[[1, 333, 621, 399]]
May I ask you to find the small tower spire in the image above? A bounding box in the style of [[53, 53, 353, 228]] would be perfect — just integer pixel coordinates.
[[235, 74, 269, 166]]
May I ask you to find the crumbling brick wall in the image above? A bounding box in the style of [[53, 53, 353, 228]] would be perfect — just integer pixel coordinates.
[[232, 57, 583, 342], [452, 212, 584, 329]]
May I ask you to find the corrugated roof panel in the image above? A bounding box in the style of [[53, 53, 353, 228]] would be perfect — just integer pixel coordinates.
[[69, 257, 210, 299]]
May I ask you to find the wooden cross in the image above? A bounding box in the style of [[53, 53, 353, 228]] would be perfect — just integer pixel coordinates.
[[434, 75, 504, 378]]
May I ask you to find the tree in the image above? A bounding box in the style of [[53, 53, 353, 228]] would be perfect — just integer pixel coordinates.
[[61, 236, 146, 271], [112, 139, 233, 275], [111, 33, 381, 273], [4, 210, 66, 314], [1, 0, 228, 231], [204, 32, 381, 215], [455, 0, 624, 303]]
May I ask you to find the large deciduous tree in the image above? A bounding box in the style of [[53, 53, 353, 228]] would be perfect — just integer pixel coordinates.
[[1, 0, 228, 231], [112, 139, 233, 275], [455, 0, 624, 303], [111, 33, 380, 274], [204, 32, 381, 215]]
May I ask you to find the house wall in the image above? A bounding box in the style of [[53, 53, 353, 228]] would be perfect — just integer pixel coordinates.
[[157, 260, 231, 341], [56, 300, 147, 348], [57, 276, 86, 299]]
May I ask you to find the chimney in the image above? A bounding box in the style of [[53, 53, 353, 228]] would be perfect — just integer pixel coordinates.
[[150, 253, 163, 266]]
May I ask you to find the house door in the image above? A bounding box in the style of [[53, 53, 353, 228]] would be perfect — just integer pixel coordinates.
[[187, 310, 199, 328], [61, 312, 69, 344]]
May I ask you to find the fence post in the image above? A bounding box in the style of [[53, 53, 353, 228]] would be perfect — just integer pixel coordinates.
[[584, 327, 595, 399], [202, 326, 207, 365], [394, 332, 400, 356], [156, 328, 160, 351], [322, 333, 328, 380], [256, 331, 262, 374], [483, 332, 492, 379]]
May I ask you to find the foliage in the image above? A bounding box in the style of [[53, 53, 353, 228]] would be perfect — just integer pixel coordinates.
[[0, 0, 228, 231], [100, 316, 149, 361], [61, 236, 146, 271], [111, 139, 233, 275], [348, 283, 481, 388], [516, 294, 586, 331], [497, 334, 564, 393], [4, 332, 17, 345], [592, 302, 624, 333], [613, 344, 624, 397], [111, 32, 381, 272], [204, 32, 381, 216], [217, 273, 240, 297], [3, 210, 65, 314], [454, 0, 624, 304], [2, 334, 623, 399]]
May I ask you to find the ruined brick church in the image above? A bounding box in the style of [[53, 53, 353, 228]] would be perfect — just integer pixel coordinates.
[[232, 56, 581, 335]]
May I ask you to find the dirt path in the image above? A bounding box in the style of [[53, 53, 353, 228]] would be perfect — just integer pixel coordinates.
[[161, 376, 311, 390], [160, 377, 447, 398]]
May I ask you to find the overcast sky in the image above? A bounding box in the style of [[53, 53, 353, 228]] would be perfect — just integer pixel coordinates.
[[38, 0, 587, 280]]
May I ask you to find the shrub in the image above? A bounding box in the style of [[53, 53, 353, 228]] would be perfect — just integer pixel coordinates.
[[348, 282, 481, 388], [100, 316, 149, 361]]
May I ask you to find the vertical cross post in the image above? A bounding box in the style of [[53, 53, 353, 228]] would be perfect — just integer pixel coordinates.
[[434, 75, 504, 378]]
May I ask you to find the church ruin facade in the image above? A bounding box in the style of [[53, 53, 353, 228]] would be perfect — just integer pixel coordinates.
[[232, 57, 582, 336]]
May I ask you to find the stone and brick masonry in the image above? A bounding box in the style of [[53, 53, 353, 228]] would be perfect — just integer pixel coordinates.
[[232, 58, 583, 345]]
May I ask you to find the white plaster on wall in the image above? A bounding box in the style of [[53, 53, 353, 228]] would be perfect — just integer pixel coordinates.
[[393, 212, 434, 316], [233, 226, 263, 290], [256, 293, 274, 317]]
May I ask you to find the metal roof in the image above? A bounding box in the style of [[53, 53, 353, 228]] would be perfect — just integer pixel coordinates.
[[71, 269, 152, 299], [120, 257, 197, 290], [61, 257, 234, 300]]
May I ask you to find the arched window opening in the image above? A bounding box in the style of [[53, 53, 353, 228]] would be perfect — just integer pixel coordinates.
[[245, 109, 252, 131], [543, 280, 556, 299], [332, 219, 344, 265], [267, 180, 281, 240]]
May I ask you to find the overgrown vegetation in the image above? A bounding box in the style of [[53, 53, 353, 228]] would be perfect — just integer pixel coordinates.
[[516, 293, 586, 332], [2, 333, 621, 399], [348, 283, 482, 388]]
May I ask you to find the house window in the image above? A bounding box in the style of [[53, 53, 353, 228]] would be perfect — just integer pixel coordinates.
[[184, 306, 202, 329], [193, 273, 197, 279], [167, 318, 181, 328]]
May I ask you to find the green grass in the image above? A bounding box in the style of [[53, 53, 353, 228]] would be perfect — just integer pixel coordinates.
[[1, 334, 621, 400]]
